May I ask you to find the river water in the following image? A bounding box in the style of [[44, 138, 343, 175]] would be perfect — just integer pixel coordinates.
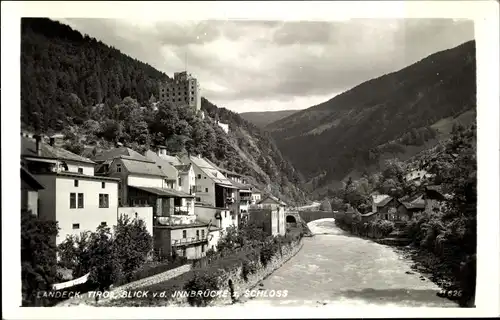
[[240, 218, 457, 308]]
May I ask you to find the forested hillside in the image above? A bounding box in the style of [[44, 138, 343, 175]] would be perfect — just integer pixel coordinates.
[[240, 110, 298, 128], [269, 40, 476, 194], [20, 18, 307, 205]]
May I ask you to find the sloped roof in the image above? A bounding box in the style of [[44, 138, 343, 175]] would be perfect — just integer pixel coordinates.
[[21, 167, 44, 190], [93, 147, 149, 163], [130, 185, 194, 198], [189, 156, 235, 187], [372, 194, 392, 207], [158, 154, 182, 166], [121, 158, 166, 177], [21, 136, 94, 164], [258, 194, 287, 206], [144, 150, 179, 177]]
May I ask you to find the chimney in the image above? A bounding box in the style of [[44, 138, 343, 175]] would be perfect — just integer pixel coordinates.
[[33, 134, 42, 156], [197, 154, 202, 159]]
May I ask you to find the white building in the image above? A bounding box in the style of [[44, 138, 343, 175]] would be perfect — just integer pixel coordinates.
[[158, 71, 201, 111], [21, 135, 120, 246], [94, 146, 208, 260], [180, 155, 238, 233]]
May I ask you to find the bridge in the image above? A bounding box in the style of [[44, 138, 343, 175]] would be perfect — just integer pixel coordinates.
[[285, 210, 335, 225]]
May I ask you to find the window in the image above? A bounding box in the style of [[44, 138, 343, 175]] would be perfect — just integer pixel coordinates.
[[70, 193, 76, 208], [196, 230, 200, 240], [195, 185, 202, 192], [182, 230, 187, 238], [101, 222, 107, 226], [78, 168, 83, 174], [178, 177, 182, 186], [196, 197, 201, 202], [225, 212, 227, 218], [74, 180, 79, 187], [202, 229, 205, 239], [205, 188, 209, 193], [204, 176, 206, 179], [72, 223, 80, 229], [101, 182, 105, 189], [118, 197, 122, 206], [77, 193, 84, 208], [197, 174, 201, 179], [116, 164, 122, 173], [202, 244, 205, 253], [99, 194, 109, 208]]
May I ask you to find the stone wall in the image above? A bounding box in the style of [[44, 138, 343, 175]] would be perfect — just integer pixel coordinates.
[[167, 239, 303, 306]]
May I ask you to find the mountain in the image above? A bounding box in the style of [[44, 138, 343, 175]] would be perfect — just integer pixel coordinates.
[[240, 110, 298, 128], [20, 18, 308, 205], [268, 40, 476, 196]]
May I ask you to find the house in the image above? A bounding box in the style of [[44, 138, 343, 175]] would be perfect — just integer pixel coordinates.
[[405, 169, 434, 186], [180, 155, 238, 232], [21, 135, 120, 246], [21, 166, 44, 216], [249, 194, 287, 236], [368, 194, 408, 221], [423, 185, 449, 214], [94, 147, 204, 259], [250, 188, 262, 205], [206, 164, 254, 226], [399, 194, 426, 219]]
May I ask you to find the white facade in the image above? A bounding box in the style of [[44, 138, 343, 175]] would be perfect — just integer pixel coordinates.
[[251, 192, 262, 204], [158, 71, 201, 111], [36, 174, 119, 246]]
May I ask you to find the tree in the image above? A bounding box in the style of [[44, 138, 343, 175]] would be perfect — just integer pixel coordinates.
[[319, 199, 332, 212], [113, 215, 153, 282], [87, 224, 121, 291], [21, 210, 59, 306], [57, 231, 92, 278]]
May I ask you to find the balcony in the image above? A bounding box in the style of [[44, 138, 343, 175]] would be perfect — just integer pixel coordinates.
[[156, 215, 197, 226], [240, 195, 252, 201], [172, 236, 208, 247]]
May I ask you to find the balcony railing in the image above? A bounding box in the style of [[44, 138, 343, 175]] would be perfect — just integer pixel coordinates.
[[173, 208, 190, 215], [156, 215, 197, 226], [172, 236, 208, 247]]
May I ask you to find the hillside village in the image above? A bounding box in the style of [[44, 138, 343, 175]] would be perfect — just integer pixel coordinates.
[[21, 127, 291, 263]]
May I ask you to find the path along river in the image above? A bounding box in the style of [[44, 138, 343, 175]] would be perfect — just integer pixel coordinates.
[[239, 218, 457, 308]]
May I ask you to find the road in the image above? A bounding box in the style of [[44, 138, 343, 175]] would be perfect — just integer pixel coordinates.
[[239, 218, 457, 307]]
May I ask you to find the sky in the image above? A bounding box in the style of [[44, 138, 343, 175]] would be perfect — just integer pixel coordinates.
[[57, 18, 474, 113]]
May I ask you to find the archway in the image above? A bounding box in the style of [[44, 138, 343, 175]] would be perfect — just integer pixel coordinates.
[[286, 215, 297, 223]]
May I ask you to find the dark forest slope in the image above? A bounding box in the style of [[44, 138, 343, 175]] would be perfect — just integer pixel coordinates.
[[269, 40, 476, 192]]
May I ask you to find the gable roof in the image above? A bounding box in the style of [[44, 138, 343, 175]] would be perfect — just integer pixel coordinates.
[[158, 153, 182, 166], [144, 150, 179, 177], [188, 156, 235, 187], [120, 158, 167, 177], [21, 136, 94, 164], [258, 194, 287, 206], [93, 147, 148, 163], [372, 194, 393, 207], [21, 167, 44, 190]]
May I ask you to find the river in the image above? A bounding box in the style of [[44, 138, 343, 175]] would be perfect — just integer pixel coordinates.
[[239, 218, 457, 308]]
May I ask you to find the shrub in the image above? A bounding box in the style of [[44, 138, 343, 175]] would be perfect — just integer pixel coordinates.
[[183, 272, 220, 307], [21, 210, 60, 306], [113, 215, 153, 282], [377, 220, 395, 237]]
